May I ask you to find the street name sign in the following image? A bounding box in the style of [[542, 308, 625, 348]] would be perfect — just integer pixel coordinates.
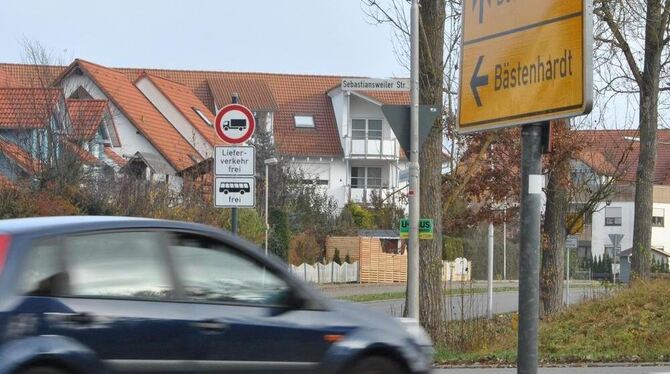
[[342, 78, 410, 91], [214, 176, 255, 208], [566, 235, 578, 249], [458, 0, 593, 133], [215, 103, 256, 144], [215, 146, 255, 176], [400, 218, 434, 240]]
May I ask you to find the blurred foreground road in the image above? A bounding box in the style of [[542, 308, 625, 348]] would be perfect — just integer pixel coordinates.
[[435, 366, 670, 373]]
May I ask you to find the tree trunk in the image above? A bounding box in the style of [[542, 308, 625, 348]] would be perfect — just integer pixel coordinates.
[[540, 144, 569, 317], [632, 0, 663, 281], [418, 0, 447, 342]]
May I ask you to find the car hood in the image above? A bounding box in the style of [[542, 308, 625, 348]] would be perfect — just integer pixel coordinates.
[[326, 299, 409, 333]]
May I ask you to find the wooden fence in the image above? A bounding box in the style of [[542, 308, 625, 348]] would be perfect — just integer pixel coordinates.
[[289, 261, 359, 283], [325, 237, 361, 262], [359, 237, 407, 283]]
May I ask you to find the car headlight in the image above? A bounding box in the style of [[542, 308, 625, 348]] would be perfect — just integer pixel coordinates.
[[396, 317, 433, 348]]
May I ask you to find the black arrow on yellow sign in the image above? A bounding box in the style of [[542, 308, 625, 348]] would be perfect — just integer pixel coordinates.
[[472, 0, 491, 24], [470, 55, 489, 107]]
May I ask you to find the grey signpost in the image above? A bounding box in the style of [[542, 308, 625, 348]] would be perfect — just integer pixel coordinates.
[[458, 0, 593, 371], [342, 0, 426, 320], [213, 98, 257, 233]]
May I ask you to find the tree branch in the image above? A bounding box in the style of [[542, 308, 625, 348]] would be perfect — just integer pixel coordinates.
[[596, 0, 644, 85]]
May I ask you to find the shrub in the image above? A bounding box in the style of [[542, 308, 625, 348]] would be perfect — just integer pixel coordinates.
[[443, 236, 464, 261], [288, 233, 321, 265], [332, 248, 342, 265]]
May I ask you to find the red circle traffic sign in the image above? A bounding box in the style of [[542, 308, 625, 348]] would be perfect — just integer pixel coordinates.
[[214, 104, 256, 144]]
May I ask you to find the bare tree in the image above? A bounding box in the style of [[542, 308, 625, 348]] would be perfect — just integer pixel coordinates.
[[594, 0, 670, 280]]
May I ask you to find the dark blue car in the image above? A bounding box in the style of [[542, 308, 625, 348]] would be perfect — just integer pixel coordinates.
[[0, 216, 432, 374]]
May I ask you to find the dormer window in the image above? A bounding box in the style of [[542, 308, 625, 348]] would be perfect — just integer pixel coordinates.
[[192, 107, 213, 127], [294, 115, 315, 128]]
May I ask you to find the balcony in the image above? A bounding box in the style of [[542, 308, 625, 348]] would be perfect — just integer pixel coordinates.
[[350, 187, 393, 204], [347, 137, 399, 159]]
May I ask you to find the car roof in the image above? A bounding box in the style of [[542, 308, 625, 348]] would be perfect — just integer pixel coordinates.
[[0, 216, 209, 235]]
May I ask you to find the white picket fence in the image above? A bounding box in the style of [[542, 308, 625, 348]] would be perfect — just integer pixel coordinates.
[[289, 261, 359, 284]]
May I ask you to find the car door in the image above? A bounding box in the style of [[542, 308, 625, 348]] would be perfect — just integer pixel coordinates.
[[166, 232, 336, 373], [18, 231, 196, 373]]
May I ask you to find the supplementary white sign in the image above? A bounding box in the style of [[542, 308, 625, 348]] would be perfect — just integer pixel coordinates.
[[215, 146, 255, 176], [342, 78, 410, 91], [214, 177, 255, 208], [566, 235, 578, 249]]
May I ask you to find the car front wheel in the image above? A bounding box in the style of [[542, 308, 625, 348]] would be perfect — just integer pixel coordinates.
[[348, 356, 406, 374]]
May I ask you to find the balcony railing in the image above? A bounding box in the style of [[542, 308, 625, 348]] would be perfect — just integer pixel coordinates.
[[346, 137, 399, 159], [350, 187, 392, 204]]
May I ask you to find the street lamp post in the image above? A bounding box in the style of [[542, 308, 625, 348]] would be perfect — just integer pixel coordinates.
[[264, 157, 279, 256]]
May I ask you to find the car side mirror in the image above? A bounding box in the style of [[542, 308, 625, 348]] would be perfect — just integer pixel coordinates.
[[269, 289, 306, 316], [286, 289, 307, 310]]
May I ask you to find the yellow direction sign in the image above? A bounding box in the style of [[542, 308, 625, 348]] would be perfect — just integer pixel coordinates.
[[458, 0, 593, 133]]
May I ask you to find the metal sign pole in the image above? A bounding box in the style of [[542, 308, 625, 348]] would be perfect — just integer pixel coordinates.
[[566, 247, 570, 305], [487, 222, 494, 319], [407, 0, 420, 320], [230, 94, 239, 235], [518, 123, 544, 374]]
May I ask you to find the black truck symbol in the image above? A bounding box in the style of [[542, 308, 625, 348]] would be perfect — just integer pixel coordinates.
[[223, 119, 247, 131], [219, 182, 251, 195]]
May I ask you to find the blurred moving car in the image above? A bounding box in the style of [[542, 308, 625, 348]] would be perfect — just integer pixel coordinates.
[[0, 216, 432, 374]]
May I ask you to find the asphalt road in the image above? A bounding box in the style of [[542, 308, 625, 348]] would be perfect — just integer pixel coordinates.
[[318, 281, 527, 299], [360, 288, 598, 318], [434, 366, 670, 373]]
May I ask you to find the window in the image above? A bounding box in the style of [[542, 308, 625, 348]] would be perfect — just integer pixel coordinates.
[[368, 120, 382, 140], [65, 232, 172, 299], [381, 239, 400, 254], [169, 234, 290, 305], [96, 124, 112, 144], [653, 208, 665, 227], [20, 239, 67, 296], [351, 167, 383, 189], [605, 207, 622, 226], [352, 119, 366, 139], [192, 107, 213, 127], [351, 119, 383, 140], [302, 178, 329, 186], [294, 115, 315, 128]]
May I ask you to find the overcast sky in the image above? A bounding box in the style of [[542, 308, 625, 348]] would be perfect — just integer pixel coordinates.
[[0, 0, 406, 77]]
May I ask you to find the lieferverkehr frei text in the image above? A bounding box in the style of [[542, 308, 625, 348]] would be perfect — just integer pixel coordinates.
[[495, 49, 574, 91]]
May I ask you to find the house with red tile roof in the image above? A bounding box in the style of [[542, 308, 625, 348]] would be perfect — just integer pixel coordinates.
[[0, 86, 125, 181], [0, 87, 62, 181], [55, 59, 204, 186], [570, 129, 670, 263], [0, 59, 412, 208]]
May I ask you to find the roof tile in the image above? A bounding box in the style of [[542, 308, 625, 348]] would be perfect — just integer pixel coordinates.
[[208, 78, 279, 112], [67, 99, 108, 141], [0, 137, 42, 174], [103, 146, 127, 167], [0, 88, 62, 128]]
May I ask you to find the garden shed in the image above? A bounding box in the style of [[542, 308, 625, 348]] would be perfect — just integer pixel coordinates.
[[619, 246, 670, 283]]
